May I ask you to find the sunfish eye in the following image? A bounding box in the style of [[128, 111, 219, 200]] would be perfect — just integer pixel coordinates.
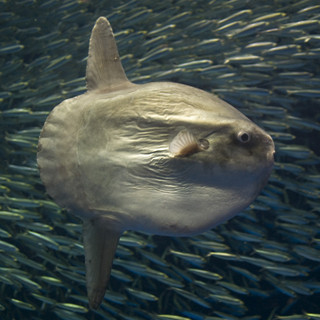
[[237, 131, 251, 143], [199, 138, 209, 150]]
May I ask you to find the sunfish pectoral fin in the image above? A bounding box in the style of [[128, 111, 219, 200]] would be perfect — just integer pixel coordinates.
[[83, 217, 122, 309], [86, 16, 131, 91], [169, 129, 202, 157]]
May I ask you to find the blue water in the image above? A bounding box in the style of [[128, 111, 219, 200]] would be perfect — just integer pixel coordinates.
[[0, 0, 319, 319]]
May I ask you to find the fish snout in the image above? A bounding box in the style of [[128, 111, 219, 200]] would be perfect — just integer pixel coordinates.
[[265, 134, 275, 165]]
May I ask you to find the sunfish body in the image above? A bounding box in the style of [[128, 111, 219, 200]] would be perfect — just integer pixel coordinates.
[[37, 17, 274, 309]]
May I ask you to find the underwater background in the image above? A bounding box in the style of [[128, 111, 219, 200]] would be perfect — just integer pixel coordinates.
[[1, 0, 320, 319]]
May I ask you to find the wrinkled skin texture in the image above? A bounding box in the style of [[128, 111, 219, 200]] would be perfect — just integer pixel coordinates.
[[39, 81, 274, 235]]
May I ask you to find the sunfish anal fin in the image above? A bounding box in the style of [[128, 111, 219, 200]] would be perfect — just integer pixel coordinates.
[[86, 16, 131, 91], [83, 217, 121, 309]]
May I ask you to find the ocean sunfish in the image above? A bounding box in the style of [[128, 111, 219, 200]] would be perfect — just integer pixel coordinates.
[[37, 17, 275, 309]]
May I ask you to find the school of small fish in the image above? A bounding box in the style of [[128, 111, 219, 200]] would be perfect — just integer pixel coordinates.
[[0, 0, 319, 319]]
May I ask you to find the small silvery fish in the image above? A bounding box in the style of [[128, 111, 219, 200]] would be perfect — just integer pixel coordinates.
[[224, 54, 263, 65], [218, 10, 252, 25], [110, 269, 133, 283], [125, 287, 158, 302], [254, 248, 292, 262], [244, 41, 277, 53], [0, 239, 19, 252], [167, 11, 191, 24], [228, 265, 260, 282], [285, 281, 313, 296], [177, 59, 212, 69], [139, 47, 174, 63], [218, 281, 249, 295], [148, 24, 176, 36], [46, 38, 69, 51], [169, 249, 205, 266], [0, 227, 11, 238], [293, 245, 320, 262], [207, 293, 244, 307], [55, 302, 88, 313], [113, 259, 148, 275], [264, 265, 307, 277], [228, 21, 268, 38], [207, 251, 239, 261], [10, 273, 42, 291], [31, 293, 56, 305], [185, 20, 214, 35], [172, 287, 211, 308], [10, 298, 36, 311], [44, 55, 72, 71], [216, 21, 243, 34], [282, 20, 320, 31], [0, 43, 24, 54], [39, 276, 63, 287], [262, 44, 300, 56], [253, 12, 287, 22], [104, 291, 127, 304], [122, 9, 152, 27], [187, 268, 223, 280], [278, 145, 314, 159]]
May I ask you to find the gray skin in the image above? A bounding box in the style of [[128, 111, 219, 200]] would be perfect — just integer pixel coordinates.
[[37, 17, 275, 309]]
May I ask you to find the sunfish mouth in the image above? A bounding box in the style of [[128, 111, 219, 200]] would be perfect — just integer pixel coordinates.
[[266, 133, 276, 163]]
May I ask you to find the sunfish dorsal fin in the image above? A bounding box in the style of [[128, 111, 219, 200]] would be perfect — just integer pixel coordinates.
[[83, 217, 122, 309], [86, 17, 131, 91]]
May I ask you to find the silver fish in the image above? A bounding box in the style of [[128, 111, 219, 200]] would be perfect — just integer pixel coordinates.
[[37, 17, 274, 309], [10, 298, 36, 311], [0, 43, 24, 54]]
